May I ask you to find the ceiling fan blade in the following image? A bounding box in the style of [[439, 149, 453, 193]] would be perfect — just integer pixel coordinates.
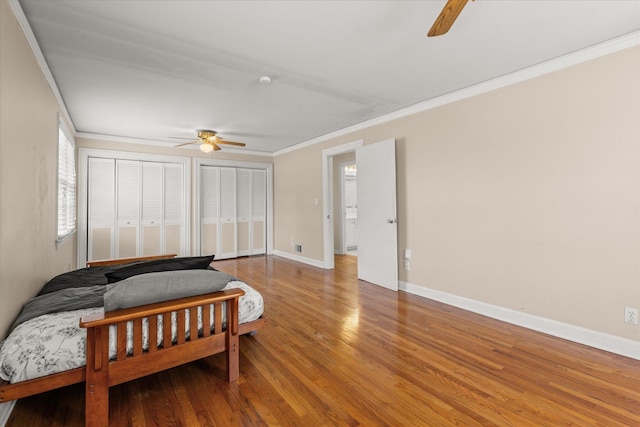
[[174, 140, 198, 147], [216, 139, 246, 147], [212, 142, 222, 151], [427, 0, 469, 37]]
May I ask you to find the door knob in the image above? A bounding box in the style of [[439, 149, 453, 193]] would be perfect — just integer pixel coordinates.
[[387, 218, 397, 224]]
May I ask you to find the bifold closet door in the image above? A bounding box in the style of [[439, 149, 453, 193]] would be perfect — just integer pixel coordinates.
[[116, 160, 140, 258], [218, 167, 237, 258], [199, 166, 266, 259], [88, 158, 115, 261], [164, 163, 184, 256], [200, 166, 219, 256], [141, 162, 163, 256], [88, 158, 187, 262], [236, 169, 252, 256], [200, 166, 237, 259], [251, 169, 267, 255]]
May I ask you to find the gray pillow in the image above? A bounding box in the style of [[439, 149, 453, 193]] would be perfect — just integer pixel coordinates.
[[104, 270, 234, 312]]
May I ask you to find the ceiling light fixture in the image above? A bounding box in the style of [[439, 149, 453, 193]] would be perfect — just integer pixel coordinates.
[[200, 142, 214, 153], [259, 75, 272, 85]]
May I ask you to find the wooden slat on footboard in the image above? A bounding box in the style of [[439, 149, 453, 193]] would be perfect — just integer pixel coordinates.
[[80, 288, 245, 427]]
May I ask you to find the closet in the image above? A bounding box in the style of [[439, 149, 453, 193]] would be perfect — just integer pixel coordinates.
[[86, 156, 188, 262], [200, 166, 267, 259], [78, 150, 271, 266]]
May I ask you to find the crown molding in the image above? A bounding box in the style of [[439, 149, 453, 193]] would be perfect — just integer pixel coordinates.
[[9, 0, 638, 157], [8, 0, 75, 133], [275, 30, 640, 157]]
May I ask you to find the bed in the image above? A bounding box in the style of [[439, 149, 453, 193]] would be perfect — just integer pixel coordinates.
[[0, 254, 267, 427]]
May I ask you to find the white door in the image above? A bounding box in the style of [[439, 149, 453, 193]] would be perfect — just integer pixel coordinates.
[[218, 167, 237, 259], [251, 169, 267, 255], [356, 139, 398, 291], [236, 168, 252, 257], [116, 160, 140, 258]]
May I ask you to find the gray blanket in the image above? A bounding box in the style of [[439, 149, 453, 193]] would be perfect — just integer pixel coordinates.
[[10, 285, 106, 331]]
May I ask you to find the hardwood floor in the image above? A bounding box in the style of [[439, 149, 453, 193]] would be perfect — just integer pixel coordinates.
[[7, 255, 640, 426]]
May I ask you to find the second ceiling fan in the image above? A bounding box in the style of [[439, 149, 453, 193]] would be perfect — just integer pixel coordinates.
[[175, 130, 246, 153], [428, 0, 472, 37]]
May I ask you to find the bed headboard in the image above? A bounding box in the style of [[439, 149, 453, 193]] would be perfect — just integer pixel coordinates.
[[86, 254, 177, 268]]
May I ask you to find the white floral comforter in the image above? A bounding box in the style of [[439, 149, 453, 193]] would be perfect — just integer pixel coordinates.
[[0, 281, 263, 384]]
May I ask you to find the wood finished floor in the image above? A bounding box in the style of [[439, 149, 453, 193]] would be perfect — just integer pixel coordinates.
[[7, 255, 640, 426]]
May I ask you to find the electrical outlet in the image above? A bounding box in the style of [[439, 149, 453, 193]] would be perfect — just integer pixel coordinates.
[[295, 244, 302, 253], [624, 307, 638, 325], [404, 260, 410, 271]]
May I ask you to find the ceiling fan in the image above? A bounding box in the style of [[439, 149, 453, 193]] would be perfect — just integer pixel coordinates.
[[174, 130, 246, 153], [427, 0, 472, 37]]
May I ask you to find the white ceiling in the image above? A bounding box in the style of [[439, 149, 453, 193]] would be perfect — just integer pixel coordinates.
[[17, 0, 640, 154]]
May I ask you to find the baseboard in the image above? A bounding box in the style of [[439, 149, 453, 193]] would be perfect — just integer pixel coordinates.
[[0, 401, 16, 427], [399, 281, 640, 361], [273, 250, 325, 269]]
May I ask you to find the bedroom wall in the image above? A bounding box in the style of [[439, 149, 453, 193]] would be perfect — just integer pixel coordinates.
[[0, 1, 77, 338], [273, 45, 640, 342]]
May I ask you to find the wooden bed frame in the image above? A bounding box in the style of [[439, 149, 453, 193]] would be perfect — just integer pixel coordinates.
[[0, 255, 267, 427]]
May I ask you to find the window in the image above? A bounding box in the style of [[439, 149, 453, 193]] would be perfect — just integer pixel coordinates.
[[57, 116, 76, 245]]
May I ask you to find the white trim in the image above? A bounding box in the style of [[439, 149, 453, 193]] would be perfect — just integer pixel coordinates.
[[273, 250, 325, 269], [0, 401, 16, 427], [321, 140, 363, 269], [399, 281, 640, 361], [76, 132, 274, 157], [7, 0, 75, 132], [193, 158, 274, 258], [77, 148, 191, 266], [275, 31, 640, 157]]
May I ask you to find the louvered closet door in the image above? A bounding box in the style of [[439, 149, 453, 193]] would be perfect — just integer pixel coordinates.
[[116, 160, 140, 258], [218, 167, 237, 259], [251, 169, 267, 254], [164, 163, 184, 256], [236, 169, 252, 256], [141, 162, 163, 256], [198, 165, 267, 260], [200, 166, 219, 256], [88, 158, 115, 261]]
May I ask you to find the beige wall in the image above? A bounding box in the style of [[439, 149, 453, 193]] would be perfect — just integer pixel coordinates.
[[273, 46, 640, 342], [0, 1, 77, 338]]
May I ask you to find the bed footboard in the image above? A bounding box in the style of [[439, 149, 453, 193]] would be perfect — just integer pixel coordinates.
[[80, 288, 245, 427]]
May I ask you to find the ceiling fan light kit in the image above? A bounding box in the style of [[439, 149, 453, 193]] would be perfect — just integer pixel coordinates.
[[173, 129, 246, 153], [200, 143, 214, 153]]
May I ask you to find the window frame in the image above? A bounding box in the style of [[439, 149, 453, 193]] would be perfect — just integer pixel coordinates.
[[56, 115, 76, 247]]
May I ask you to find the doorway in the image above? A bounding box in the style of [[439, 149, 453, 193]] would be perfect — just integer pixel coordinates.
[[342, 161, 358, 255], [322, 140, 364, 270], [336, 159, 357, 256], [322, 138, 398, 291]]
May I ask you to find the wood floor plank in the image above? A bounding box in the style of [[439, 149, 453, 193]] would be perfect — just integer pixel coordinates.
[[6, 254, 640, 426]]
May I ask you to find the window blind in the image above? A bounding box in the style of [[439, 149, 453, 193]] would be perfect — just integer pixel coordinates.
[[57, 118, 76, 243]]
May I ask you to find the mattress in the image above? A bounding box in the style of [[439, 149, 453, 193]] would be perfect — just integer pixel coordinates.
[[0, 280, 263, 384]]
